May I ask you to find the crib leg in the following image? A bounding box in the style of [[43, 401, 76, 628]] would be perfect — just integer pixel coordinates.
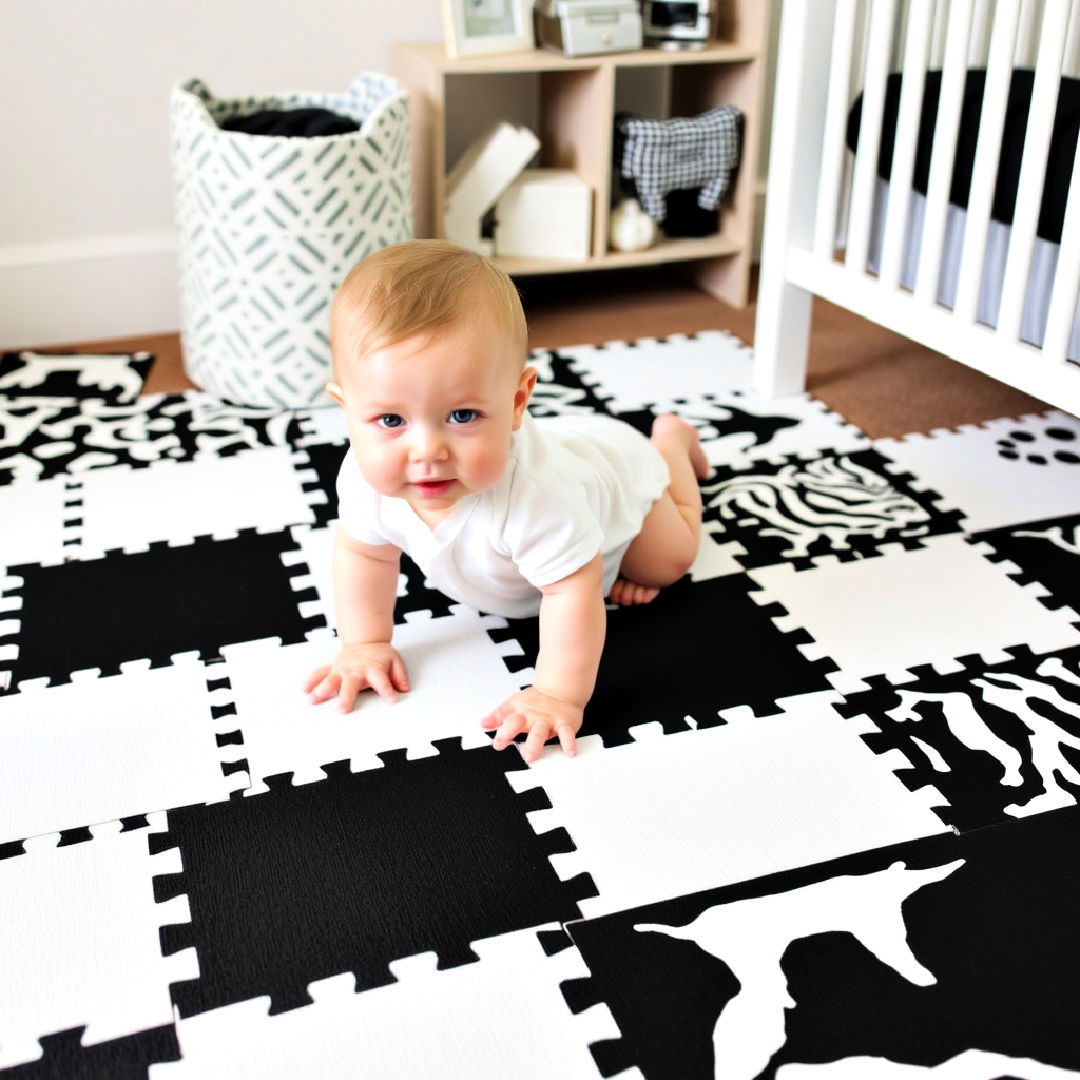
[[753, 275, 813, 398]]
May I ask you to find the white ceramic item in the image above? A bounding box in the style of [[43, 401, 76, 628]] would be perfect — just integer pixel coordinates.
[[609, 197, 657, 252]]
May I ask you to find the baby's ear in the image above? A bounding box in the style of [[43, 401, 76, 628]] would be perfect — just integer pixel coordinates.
[[325, 381, 345, 405], [512, 366, 538, 428]]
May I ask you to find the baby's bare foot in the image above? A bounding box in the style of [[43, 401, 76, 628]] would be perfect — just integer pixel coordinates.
[[610, 577, 661, 605], [652, 413, 709, 479]]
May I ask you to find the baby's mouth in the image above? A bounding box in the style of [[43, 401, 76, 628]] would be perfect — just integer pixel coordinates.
[[412, 479, 453, 496]]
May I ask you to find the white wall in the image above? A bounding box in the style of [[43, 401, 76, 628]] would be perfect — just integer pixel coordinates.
[[0, 0, 444, 346], [0, 0, 780, 347]]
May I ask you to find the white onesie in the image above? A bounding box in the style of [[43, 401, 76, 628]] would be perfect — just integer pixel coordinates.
[[335, 411, 670, 618]]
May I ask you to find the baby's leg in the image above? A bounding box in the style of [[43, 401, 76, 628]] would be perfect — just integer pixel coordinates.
[[611, 414, 708, 605]]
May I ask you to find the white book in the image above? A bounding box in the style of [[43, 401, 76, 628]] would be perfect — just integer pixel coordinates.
[[443, 122, 540, 255]]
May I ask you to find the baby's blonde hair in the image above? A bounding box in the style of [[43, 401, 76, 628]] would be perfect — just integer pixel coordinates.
[[331, 239, 528, 376]]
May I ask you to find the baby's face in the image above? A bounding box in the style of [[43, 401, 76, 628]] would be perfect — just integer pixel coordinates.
[[335, 317, 534, 523]]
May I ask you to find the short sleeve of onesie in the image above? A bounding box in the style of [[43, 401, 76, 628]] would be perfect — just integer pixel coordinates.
[[335, 452, 392, 546], [501, 468, 604, 588]]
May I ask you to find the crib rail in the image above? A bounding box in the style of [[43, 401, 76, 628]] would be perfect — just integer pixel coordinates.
[[755, 0, 1080, 416]]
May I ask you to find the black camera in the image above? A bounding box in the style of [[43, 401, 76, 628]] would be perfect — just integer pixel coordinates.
[[641, 0, 711, 48]]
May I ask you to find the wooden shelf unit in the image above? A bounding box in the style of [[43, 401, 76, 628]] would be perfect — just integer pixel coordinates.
[[393, 7, 768, 307]]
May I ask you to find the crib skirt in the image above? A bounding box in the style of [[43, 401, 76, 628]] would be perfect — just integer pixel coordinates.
[[867, 178, 1080, 363]]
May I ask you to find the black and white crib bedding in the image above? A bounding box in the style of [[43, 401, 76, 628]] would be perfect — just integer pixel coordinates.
[[849, 68, 1080, 359], [2, 337, 1080, 1079]]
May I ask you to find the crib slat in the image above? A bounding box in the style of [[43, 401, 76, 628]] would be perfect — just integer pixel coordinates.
[[914, 0, 973, 305], [930, 0, 952, 67], [1041, 131, 1080, 361], [813, 0, 859, 260], [997, 3, 1070, 344], [1015, 0, 1041, 66], [845, 0, 897, 272], [879, 0, 935, 290], [954, 0, 1023, 323], [1066, 0, 1080, 77], [969, 0, 993, 65]]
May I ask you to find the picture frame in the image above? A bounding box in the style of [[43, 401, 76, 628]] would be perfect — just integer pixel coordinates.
[[442, 0, 535, 60]]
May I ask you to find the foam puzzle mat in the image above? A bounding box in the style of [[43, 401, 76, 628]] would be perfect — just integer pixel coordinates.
[[2, 335, 1080, 1078]]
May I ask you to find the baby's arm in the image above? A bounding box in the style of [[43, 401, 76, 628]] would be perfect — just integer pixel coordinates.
[[482, 554, 606, 762], [304, 523, 409, 712]]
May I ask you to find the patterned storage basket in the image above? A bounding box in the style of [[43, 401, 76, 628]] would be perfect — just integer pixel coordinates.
[[171, 75, 412, 408]]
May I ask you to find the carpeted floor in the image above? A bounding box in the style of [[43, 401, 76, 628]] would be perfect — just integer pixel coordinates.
[[2, 281, 1080, 1078]]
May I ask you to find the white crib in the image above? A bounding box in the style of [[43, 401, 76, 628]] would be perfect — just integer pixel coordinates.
[[754, 0, 1080, 418]]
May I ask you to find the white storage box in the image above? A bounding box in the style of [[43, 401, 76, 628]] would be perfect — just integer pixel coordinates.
[[534, 0, 642, 57], [494, 169, 592, 261], [170, 75, 412, 408]]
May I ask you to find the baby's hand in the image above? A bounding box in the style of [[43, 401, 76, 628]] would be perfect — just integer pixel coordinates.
[[481, 687, 584, 763], [304, 642, 409, 713]]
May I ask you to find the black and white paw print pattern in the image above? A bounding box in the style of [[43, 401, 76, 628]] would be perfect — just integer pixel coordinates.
[[877, 411, 1080, 532], [996, 420, 1080, 465]]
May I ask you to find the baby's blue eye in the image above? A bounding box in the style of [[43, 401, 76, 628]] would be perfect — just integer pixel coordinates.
[[377, 414, 404, 429], [448, 408, 479, 424]]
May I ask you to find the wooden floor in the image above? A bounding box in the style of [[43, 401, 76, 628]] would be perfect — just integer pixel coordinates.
[[12, 267, 1050, 440]]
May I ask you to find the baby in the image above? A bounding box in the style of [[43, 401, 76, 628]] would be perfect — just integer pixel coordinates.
[[305, 239, 708, 762]]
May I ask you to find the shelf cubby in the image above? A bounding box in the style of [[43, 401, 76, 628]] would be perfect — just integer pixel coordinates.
[[393, 6, 767, 307]]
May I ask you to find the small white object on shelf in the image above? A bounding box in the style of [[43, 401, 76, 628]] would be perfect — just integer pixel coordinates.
[[494, 169, 593, 260], [444, 122, 540, 255], [608, 196, 657, 252], [533, 0, 642, 57]]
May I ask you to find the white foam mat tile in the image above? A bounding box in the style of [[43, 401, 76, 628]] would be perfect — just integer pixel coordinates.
[[222, 606, 533, 788], [508, 692, 949, 919], [0, 822, 196, 1070], [875, 412, 1080, 532], [748, 535, 1080, 695], [688, 528, 748, 581], [678, 391, 871, 467], [0, 476, 71, 569], [150, 927, 617, 1080], [294, 405, 348, 446], [560, 331, 755, 409], [558, 335, 868, 465], [289, 524, 336, 626], [77, 446, 315, 556], [0, 659, 239, 846]]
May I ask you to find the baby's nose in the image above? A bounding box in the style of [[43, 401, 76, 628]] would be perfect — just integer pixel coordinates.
[[410, 426, 448, 461]]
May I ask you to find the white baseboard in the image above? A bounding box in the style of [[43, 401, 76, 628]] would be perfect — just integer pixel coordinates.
[[0, 232, 180, 348]]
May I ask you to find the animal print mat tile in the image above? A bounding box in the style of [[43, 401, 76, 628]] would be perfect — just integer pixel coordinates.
[[2, 337, 1079, 1078]]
